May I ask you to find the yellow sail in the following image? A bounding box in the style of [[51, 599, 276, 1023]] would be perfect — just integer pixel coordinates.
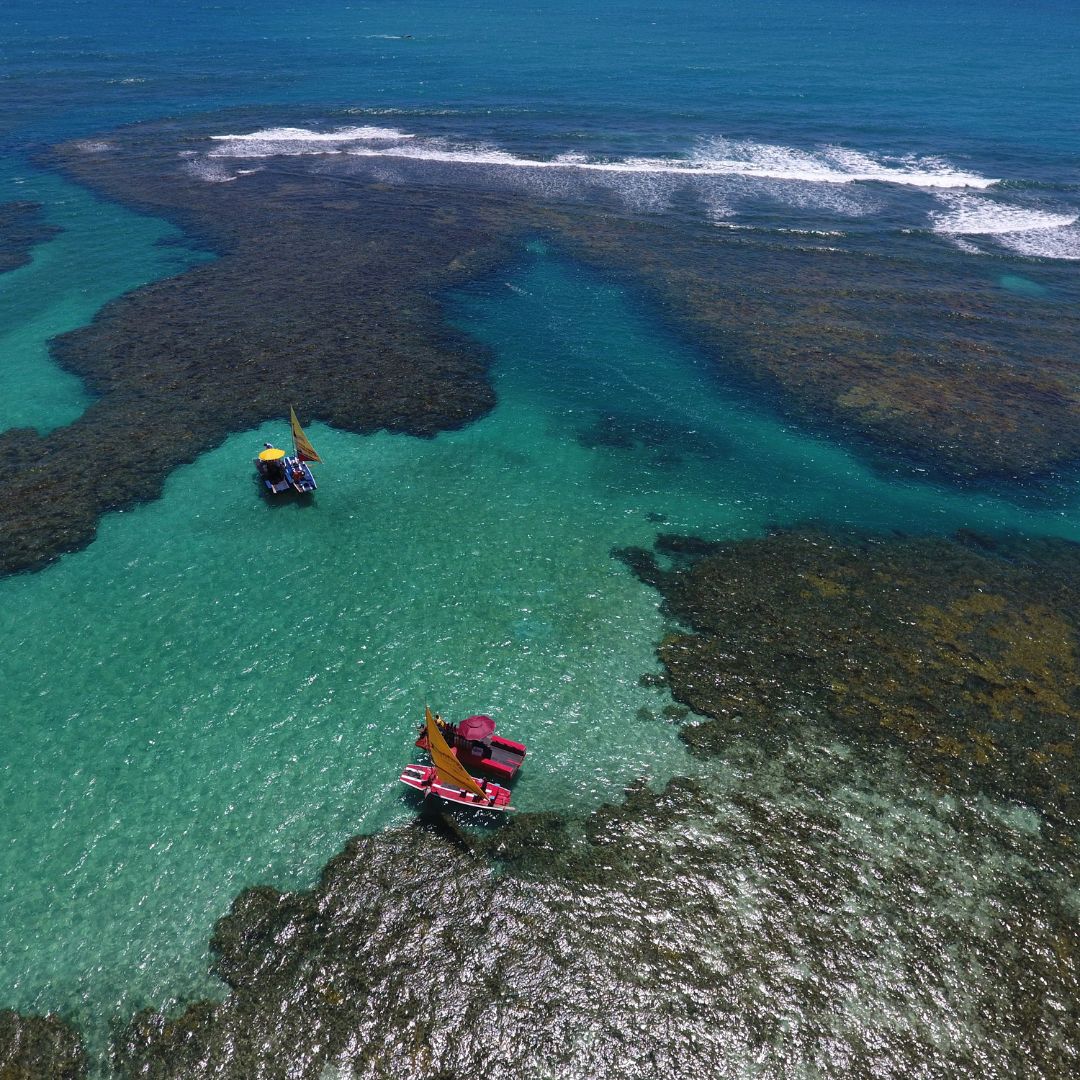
[[289, 406, 322, 463], [425, 706, 488, 800]]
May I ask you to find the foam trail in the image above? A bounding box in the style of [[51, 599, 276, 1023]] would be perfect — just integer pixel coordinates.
[[183, 159, 237, 183], [72, 140, 113, 154], [206, 126, 995, 190], [931, 193, 1080, 260], [996, 227, 1080, 260], [208, 126, 416, 158], [930, 193, 1077, 235], [341, 136, 996, 189], [688, 137, 994, 188]]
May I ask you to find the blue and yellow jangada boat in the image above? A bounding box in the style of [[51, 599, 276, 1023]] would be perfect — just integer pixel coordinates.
[[255, 407, 322, 495]]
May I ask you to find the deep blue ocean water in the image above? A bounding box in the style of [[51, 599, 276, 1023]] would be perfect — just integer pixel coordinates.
[[2, 0, 1079, 1069]]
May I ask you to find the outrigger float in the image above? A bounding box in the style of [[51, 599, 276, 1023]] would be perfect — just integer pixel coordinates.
[[414, 710, 526, 781], [255, 406, 321, 494], [400, 707, 517, 812]]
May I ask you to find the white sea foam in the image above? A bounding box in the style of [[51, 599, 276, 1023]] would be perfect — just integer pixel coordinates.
[[755, 176, 880, 217], [777, 228, 846, 238], [210, 125, 414, 142], [930, 193, 1077, 235], [208, 126, 416, 158], [202, 125, 995, 191], [995, 226, 1080, 260], [196, 125, 1060, 248], [341, 135, 994, 190], [704, 195, 736, 225], [687, 138, 994, 189], [931, 193, 1080, 260], [182, 159, 237, 183], [950, 237, 985, 256]]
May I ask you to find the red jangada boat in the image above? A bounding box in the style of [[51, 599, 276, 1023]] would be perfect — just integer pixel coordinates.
[[400, 707, 515, 812], [399, 764, 514, 811], [415, 711, 526, 781]]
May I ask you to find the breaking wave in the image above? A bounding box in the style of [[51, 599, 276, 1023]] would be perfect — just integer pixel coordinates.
[[930, 193, 1080, 260], [345, 136, 994, 189], [208, 126, 416, 158], [194, 124, 1080, 259], [930, 193, 1077, 235], [207, 127, 995, 189]]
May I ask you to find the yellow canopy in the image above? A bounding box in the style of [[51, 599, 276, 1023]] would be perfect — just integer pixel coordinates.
[[425, 706, 488, 800], [258, 447, 286, 461]]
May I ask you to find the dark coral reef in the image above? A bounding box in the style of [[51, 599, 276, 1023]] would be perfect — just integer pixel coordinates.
[[618, 528, 1080, 828], [2, 131, 518, 574], [75, 765, 1080, 1078], [0, 1009, 85, 1079], [557, 214, 1080, 485], [4, 112, 1079, 572], [6, 676, 1078, 1079], [0, 201, 61, 274]]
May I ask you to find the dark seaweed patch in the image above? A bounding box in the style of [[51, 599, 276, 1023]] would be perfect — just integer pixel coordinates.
[[575, 412, 735, 469], [7, 110, 1079, 574], [0, 200, 61, 273], [93, 765, 1080, 1079], [619, 526, 1080, 829], [539, 210, 1080, 487], [2, 151, 523, 573], [0, 1008, 85, 1079]]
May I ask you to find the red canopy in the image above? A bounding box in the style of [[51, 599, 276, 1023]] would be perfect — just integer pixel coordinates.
[[458, 714, 496, 741]]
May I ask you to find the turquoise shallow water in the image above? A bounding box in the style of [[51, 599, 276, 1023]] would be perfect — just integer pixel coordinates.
[[2, 0, 1080, 1068], [0, 161, 210, 434], [2, 247, 1079, 1033]]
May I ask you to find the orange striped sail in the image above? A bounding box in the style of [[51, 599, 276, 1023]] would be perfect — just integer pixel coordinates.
[[425, 706, 488, 800], [289, 406, 322, 463]]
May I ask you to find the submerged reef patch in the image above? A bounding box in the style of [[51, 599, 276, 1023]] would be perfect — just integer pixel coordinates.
[[40, 756, 1080, 1079], [0, 200, 61, 273], [546, 210, 1080, 486], [0, 1008, 85, 1078], [5, 111, 1078, 574], [3, 130, 516, 574], [618, 528, 1080, 828]]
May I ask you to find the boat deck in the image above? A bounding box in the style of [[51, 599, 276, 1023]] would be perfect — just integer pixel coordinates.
[[399, 764, 513, 811], [416, 728, 526, 780], [488, 744, 522, 768]]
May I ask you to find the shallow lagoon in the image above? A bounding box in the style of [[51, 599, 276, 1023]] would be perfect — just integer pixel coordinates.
[[0, 162, 209, 434], [2, 245, 1079, 1041]]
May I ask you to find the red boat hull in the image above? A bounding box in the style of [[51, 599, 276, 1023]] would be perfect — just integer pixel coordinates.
[[415, 727, 526, 781], [399, 764, 514, 812]]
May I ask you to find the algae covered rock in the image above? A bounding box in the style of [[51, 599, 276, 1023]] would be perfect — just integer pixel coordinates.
[[0, 201, 61, 273], [0, 1009, 85, 1080], [619, 529, 1080, 826], [108, 765, 1080, 1080]]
